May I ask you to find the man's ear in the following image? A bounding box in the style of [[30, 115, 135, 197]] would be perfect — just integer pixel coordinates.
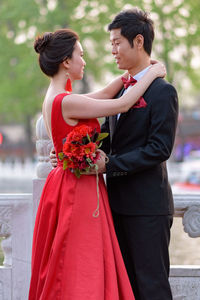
[[134, 34, 144, 49]]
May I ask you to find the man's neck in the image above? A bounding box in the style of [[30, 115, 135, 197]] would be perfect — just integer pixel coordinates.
[[128, 58, 151, 77]]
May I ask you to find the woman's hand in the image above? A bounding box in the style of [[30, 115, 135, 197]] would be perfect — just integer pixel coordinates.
[[49, 148, 57, 168], [150, 59, 159, 65], [123, 71, 129, 80], [149, 61, 166, 78]]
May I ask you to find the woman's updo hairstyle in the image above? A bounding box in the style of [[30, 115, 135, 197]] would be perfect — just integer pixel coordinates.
[[34, 29, 79, 77]]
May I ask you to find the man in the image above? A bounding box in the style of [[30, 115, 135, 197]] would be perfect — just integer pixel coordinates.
[[97, 8, 178, 300]]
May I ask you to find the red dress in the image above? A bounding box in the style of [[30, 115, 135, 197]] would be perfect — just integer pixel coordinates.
[[29, 93, 135, 300]]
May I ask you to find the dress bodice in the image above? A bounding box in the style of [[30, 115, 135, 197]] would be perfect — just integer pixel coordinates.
[[51, 93, 101, 157]]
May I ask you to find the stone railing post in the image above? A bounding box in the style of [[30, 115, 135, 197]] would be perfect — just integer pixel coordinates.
[[32, 115, 53, 224], [0, 206, 12, 267], [170, 193, 200, 299], [173, 193, 200, 238], [0, 194, 32, 300]]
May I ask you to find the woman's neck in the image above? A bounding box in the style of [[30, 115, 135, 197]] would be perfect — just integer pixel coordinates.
[[50, 73, 67, 91]]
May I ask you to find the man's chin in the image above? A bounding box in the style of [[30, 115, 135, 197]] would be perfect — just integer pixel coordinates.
[[117, 64, 126, 70]]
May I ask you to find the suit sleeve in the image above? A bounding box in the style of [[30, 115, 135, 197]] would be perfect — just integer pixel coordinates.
[[100, 117, 111, 154], [106, 84, 179, 178]]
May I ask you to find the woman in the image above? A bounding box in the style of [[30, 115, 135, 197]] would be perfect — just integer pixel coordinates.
[[29, 29, 166, 300]]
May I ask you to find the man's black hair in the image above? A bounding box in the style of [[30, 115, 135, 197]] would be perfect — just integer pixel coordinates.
[[108, 8, 154, 55]]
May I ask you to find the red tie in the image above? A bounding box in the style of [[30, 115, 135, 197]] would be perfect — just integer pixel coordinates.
[[121, 76, 137, 89]]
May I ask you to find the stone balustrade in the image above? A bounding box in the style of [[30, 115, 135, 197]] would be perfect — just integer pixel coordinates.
[[0, 193, 32, 300], [173, 193, 200, 238], [0, 115, 200, 299], [169, 193, 200, 299]]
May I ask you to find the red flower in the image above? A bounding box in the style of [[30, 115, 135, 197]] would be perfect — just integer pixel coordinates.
[[66, 125, 93, 143], [58, 125, 108, 178], [83, 142, 96, 156]]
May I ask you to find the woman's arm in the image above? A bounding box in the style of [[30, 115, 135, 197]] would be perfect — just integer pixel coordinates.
[[84, 60, 158, 100], [84, 72, 128, 99], [62, 62, 166, 120]]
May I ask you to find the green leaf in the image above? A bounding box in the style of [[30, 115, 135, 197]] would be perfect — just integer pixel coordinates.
[[97, 141, 103, 149], [63, 160, 68, 170], [58, 152, 64, 160], [96, 132, 109, 142], [87, 133, 91, 142], [86, 157, 94, 167], [86, 157, 92, 163], [74, 168, 81, 178]]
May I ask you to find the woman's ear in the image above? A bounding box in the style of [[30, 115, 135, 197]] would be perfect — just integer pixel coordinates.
[[62, 58, 70, 69], [134, 34, 144, 49]]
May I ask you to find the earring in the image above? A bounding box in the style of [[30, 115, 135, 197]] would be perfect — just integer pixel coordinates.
[[65, 72, 72, 92]]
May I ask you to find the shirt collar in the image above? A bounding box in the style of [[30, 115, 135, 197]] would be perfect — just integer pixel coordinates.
[[132, 65, 151, 82]]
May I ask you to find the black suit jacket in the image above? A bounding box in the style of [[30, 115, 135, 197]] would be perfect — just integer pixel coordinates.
[[101, 78, 178, 216]]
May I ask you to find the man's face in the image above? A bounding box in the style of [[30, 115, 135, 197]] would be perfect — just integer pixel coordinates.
[[110, 28, 139, 71]]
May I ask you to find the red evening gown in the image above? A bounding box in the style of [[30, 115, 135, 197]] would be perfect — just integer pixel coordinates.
[[29, 93, 135, 300]]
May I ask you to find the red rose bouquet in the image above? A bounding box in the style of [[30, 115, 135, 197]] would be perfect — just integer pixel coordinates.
[[58, 125, 109, 218], [58, 124, 108, 178]]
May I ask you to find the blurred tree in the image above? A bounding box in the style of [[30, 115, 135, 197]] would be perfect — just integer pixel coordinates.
[[0, 0, 200, 156]]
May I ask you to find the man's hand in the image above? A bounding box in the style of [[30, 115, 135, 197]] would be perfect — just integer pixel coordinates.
[[95, 149, 107, 174], [84, 149, 107, 175], [49, 148, 58, 168]]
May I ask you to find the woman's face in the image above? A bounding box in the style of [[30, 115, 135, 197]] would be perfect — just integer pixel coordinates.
[[68, 41, 86, 81]]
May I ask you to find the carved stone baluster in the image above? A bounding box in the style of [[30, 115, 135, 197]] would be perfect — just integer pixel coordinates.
[[182, 205, 200, 238], [173, 194, 200, 238], [0, 206, 12, 267], [35, 114, 53, 179], [33, 115, 53, 224]]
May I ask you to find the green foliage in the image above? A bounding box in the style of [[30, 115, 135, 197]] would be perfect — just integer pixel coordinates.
[[0, 0, 200, 126], [96, 132, 109, 142]]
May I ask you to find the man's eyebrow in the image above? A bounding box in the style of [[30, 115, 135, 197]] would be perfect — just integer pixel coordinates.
[[110, 37, 121, 42]]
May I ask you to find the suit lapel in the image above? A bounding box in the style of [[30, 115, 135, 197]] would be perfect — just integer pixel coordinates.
[[112, 112, 127, 142], [109, 115, 117, 143], [109, 88, 125, 143]]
